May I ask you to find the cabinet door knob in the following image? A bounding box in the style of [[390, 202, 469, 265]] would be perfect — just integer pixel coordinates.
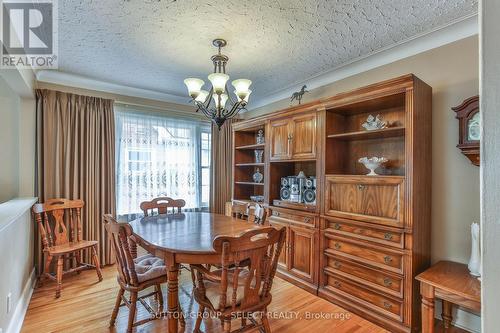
[[333, 261, 341, 269], [334, 242, 341, 250], [384, 233, 393, 240], [384, 256, 393, 264], [383, 277, 393, 287], [357, 184, 366, 190], [383, 301, 392, 309], [334, 281, 341, 288], [334, 223, 341, 230]]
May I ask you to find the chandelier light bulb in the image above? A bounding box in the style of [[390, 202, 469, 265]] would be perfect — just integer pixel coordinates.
[[195, 90, 209, 103], [212, 93, 228, 109], [184, 78, 204, 98], [208, 73, 229, 94]]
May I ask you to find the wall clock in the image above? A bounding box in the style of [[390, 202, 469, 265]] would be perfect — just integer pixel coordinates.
[[452, 95, 480, 166]]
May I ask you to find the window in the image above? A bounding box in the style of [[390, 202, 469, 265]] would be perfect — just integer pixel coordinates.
[[115, 107, 211, 215], [200, 130, 211, 207]]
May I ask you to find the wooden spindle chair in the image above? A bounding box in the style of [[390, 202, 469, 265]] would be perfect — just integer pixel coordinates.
[[230, 202, 249, 220], [190, 227, 286, 333], [251, 203, 268, 225], [103, 214, 185, 333], [32, 198, 103, 298], [140, 197, 186, 216]]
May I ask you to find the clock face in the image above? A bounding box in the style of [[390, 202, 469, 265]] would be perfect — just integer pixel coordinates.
[[467, 112, 481, 141]]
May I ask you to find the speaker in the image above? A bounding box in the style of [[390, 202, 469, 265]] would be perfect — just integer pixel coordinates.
[[280, 177, 291, 200], [280, 186, 290, 200], [302, 177, 316, 204]]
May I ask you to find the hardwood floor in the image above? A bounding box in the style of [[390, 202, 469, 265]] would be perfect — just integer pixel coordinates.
[[22, 265, 388, 333]]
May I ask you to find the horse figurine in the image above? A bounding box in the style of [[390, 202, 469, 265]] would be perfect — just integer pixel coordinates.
[[290, 85, 308, 105]]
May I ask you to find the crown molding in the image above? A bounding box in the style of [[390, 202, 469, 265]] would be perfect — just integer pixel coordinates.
[[36, 70, 189, 105], [247, 13, 478, 110]]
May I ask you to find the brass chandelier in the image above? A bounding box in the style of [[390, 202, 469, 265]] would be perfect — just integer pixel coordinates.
[[184, 39, 252, 129]]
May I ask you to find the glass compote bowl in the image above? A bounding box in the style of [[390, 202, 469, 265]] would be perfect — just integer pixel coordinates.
[[358, 157, 388, 176]]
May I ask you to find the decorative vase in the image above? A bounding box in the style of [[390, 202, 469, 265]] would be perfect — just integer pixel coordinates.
[[468, 222, 481, 277], [256, 129, 265, 144], [254, 149, 264, 163], [252, 168, 263, 183]]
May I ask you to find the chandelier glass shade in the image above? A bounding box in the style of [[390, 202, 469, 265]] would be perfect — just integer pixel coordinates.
[[184, 39, 252, 129]]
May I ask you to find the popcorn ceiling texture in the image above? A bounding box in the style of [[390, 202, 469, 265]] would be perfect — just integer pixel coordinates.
[[58, 0, 477, 102]]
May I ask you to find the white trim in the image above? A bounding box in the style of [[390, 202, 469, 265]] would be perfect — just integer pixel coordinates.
[[434, 299, 481, 333], [36, 70, 189, 105], [247, 14, 478, 110], [0, 198, 38, 234], [6, 268, 36, 333]]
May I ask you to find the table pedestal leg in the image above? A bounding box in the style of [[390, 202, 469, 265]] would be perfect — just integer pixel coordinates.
[[442, 300, 453, 330], [168, 263, 180, 333], [421, 283, 435, 333]]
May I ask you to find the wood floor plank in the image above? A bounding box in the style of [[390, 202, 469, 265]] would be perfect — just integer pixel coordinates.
[[22, 266, 389, 333]]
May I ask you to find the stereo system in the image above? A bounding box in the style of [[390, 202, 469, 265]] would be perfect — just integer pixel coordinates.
[[280, 175, 316, 204]]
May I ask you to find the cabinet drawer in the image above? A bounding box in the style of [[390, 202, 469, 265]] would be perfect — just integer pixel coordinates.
[[325, 272, 403, 322], [324, 234, 404, 274], [324, 175, 404, 227], [323, 217, 404, 249], [269, 208, 315, 227], [324, 256, 403, 298]]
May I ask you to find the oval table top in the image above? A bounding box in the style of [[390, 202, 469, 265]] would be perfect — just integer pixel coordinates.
[[128, 211, 261, 254]]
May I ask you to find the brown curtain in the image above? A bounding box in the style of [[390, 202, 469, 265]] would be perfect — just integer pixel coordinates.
[[35, 89, 116, 271], [209, 118, 239, 214]]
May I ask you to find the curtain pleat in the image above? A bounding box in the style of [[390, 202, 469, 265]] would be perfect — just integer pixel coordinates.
[[35, 89, 116, 272], [209, 118, 239, 214]]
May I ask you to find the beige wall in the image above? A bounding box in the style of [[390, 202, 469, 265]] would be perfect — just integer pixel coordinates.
[[0, 77, 21, 203], [245, 36, 480, 265]]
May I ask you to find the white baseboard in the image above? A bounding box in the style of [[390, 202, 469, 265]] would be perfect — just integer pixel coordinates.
[[6, 268, 36, 333], [435, 299, 481, 333]]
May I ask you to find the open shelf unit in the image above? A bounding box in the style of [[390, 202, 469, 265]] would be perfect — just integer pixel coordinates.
[[325, 92, 407, 176], [232, 122, 267, 203]]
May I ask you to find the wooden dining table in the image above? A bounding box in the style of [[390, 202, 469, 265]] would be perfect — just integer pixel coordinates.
[[125, 211, 263, 333]]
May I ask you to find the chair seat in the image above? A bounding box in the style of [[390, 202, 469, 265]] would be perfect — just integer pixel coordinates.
[[197, 268, 250, 311], [134, 254, 167, 283], [47, 240, 98, 255]]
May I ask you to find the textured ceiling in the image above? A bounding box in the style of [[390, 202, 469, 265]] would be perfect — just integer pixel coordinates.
[[57, 0, 477, 104]]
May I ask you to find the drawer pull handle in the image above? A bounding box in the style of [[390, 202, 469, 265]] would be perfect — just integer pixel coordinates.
[[273, 211, 280, 216], [383, 278, 393, 287], [334, 242, 341, 250], [384, 256, 393, 264], [383, 301, 392, 309], [357, 184, 366, 190], [334, 281, 341, 288], [384, 233, 393, 240], [333, 261, 341, 269], [334, 223, 341, 230], [304, 217, 311, 223]]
